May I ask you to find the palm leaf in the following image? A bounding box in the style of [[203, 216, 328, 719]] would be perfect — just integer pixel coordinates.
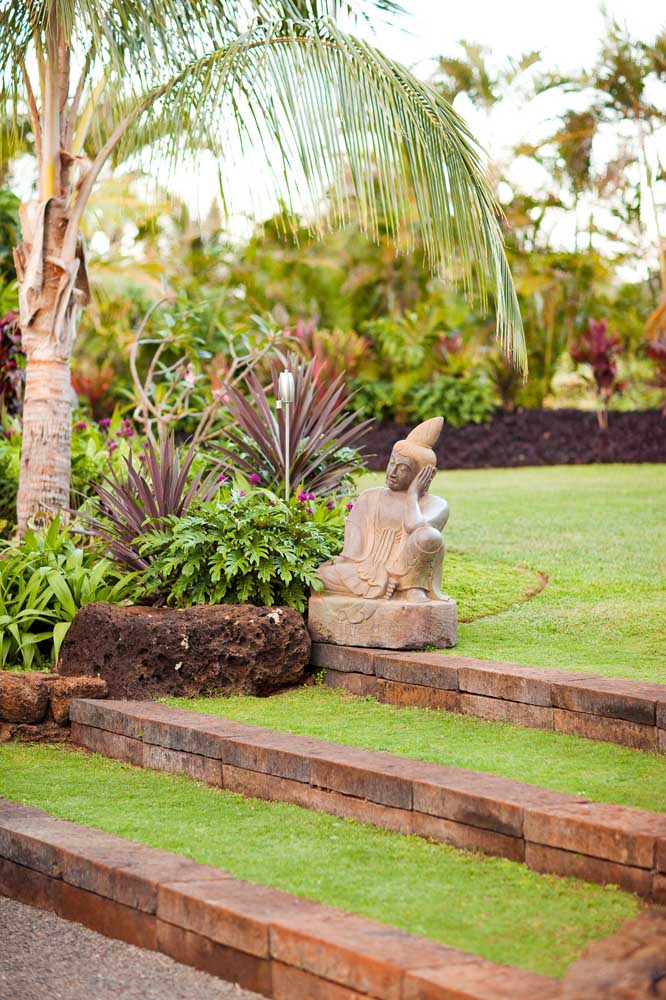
[[1, 2, 525, 367]]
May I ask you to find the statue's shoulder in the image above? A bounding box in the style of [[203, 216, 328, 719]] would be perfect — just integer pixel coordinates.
[[356, 486, 386, 503], [422, 492, 449, 527]]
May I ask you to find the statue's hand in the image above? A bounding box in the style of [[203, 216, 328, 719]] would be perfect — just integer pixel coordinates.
[[408, 464, 436, 499]]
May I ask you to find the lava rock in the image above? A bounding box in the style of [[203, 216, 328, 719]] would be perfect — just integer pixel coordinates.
[[561, 908, 666, 999], [56, 602, 311, 700], [363, 409, 666, 471], [0, 673, 49, 723], [0, 721, 70, 743], [45, 676, 108, 725]]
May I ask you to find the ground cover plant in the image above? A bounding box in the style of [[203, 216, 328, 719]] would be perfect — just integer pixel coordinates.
[[0, 518, 139, 669], [0, 741, 638, 978], [169, 685, 666, 815], [357, 464, 666, 682]]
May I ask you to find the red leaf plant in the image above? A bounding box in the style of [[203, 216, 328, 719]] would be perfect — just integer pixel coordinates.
[[0, 311, 24, 415], [570, 319, 624, 430], [216, 353, 372, 497], [85, 432, 222, 569]]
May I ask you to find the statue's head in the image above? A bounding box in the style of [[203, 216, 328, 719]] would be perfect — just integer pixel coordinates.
[[386, 417, 444, 492]]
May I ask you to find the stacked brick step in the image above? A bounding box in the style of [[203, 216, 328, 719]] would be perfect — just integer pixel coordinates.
[[313, 643, 666, 752], [70, 700, 666, 900], [0, 798, 559, 1000]]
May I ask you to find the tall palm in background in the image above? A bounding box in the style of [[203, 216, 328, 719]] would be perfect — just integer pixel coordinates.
[[1, 0, 526, 533]]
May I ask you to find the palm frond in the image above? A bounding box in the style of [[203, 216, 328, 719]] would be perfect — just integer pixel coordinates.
[[104, 17, 526, 368], [0, 3, 525, 367]]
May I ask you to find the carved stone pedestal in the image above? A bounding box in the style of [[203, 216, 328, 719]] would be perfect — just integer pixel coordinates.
[[308, 593, 457, 650]]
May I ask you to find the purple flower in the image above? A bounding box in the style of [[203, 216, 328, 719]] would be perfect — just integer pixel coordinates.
[[249, 473, 261, 485], [98, 418, 111, 429], [346, 502, 354, 512], [305, 506, 314, 516], [239, 490, 246, 498], [216, 473, 228, 484], [107, 439, 118, 453], [326, 499, 335, 510], [298, 490, 316, 503], [74, 420, 88, 431]]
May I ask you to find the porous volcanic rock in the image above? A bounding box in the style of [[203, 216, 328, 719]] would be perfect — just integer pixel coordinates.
[[45, 676, 108, 725], [561, 908, 666, 999], [0, 673, 49, 723], [56, 602, 311, 699]]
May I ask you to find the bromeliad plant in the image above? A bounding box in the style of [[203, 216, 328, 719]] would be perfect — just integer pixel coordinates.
[[216, 355, 371, 497], [570, 319, 624, 430]]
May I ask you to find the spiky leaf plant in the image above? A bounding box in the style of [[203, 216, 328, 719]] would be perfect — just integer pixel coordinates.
[[216, 353, 371, 495], [86, 432, 222, 569]]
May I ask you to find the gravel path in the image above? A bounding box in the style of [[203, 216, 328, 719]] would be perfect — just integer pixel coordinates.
[[0, 896, 263, 1000]]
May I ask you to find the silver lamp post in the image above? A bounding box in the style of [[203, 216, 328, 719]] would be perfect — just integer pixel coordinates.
[[276, 369, 295, 502]]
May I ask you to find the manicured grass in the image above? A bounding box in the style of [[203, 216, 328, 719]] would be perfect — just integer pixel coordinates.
[[168, 686, 666, 815], [360, 464, 665, 681], [0, 741, 638, 978]]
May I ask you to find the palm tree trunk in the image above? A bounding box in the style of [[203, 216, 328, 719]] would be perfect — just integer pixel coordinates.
[[13, 197, 88, 533]]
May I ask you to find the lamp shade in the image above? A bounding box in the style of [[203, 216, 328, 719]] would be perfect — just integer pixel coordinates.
[[278, 370, 295, 403]]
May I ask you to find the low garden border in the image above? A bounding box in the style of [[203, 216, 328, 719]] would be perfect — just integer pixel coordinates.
[[0, 797, 558, 1000], [70, 700, 666, 900], [312, 643, 666, 752]]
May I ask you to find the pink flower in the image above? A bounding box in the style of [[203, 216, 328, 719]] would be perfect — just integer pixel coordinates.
[[183, 362, 197, 388], [107, 439, 118, 453], [346, 502, 354, 512], [98, 418, 111, 429], [74, 420, 88, 431], [216, 473, 228, 484], [326, 499, 335, 510], [249, 473, 261, 485], [239, 490, 246, 498]]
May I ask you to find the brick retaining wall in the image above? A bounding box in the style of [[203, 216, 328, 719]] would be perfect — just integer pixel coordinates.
[[71, 700, 666, 900], [312, 644, 666, 752], [0, 798, 559, 999]]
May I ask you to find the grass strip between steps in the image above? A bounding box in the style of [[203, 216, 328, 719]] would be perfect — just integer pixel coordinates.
[[0, 742, 638, 979], [165, 686, 666, 815]]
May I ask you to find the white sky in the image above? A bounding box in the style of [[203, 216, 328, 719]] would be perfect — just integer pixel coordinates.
[[164, 0, 665, 256]]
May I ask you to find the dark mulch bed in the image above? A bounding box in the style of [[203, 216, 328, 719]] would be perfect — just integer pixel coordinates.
[[363, 409, 666, 471]]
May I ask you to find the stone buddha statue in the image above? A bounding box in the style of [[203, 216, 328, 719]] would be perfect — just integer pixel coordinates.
[[309, 417, 457, 650]]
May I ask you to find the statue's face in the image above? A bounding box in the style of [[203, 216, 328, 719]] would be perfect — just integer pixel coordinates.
[[386, 451, 417, 492]]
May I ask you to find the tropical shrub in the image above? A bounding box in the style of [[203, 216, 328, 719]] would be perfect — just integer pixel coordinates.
[[408, 373, 496, 427], [86, 432, 222, 569], [644, 334, 666, 414], [136, 487, 346, 612], [348, 379, 402, 424], [217, 355, 371, 497], [0, 518, 138, 670], [570, 319, 624, 429]]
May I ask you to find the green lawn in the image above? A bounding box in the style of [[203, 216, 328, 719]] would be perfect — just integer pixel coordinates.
[[359, 464, 665, 681], [167, 685, 666, 814], [0, 742, 638, 978]]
